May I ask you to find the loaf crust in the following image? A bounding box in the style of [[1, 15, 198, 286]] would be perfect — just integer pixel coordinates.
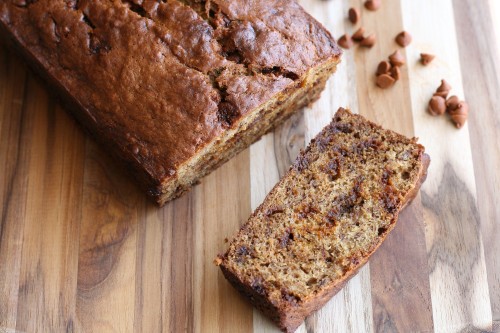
[[218, 108, 430, 332], [0, 0, 341, 204]]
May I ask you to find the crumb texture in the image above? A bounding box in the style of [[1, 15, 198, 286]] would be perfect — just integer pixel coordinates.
[[0, 0, 340, 195], [220, 108, 427, 331]]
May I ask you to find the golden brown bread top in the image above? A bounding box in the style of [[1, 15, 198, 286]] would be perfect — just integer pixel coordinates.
[[0, 0, 341, 193], [218, 108, 429, 332]]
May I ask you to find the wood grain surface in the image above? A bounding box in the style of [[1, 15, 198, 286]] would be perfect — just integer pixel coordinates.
[[1, 0, 499, 332]]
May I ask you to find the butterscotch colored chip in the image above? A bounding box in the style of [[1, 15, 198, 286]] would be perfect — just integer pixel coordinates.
[[437, 79, 452, 93], [449, 102, 469, 128], [348, 7, 360, 24], [420, 53, 435, 65], [352, 27, 365, 41], [390, 66, 401, 81], [364, 0, 381, 11], [428, 96, 446, 116], [360, 33, 376, 48], [395, 31, 412, 47], [376, 74, 396, 89], [433, 91, 449, 99], [376, 61, 392, 75], [446, 95, 460, 110], [389, 50, 405, 67], [338, 34, 354, 49]]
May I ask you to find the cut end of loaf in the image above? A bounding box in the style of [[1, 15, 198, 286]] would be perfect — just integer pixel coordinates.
[[155, 56, 341, 205], [218, 108, 429, 332]]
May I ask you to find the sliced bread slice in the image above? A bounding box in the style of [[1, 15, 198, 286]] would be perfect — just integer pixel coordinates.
[[216, 108, 430, 332]]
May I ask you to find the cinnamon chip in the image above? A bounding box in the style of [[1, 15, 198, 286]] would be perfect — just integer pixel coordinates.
[[376, 61, 391, 75], [348, 7, 360, 24], [446, 95, 460, 110], [352, 27, 365, 41], [338, 34, 354, 49], [433, 79, 451, 99], [437, 79, 452, 92], [364, 0, 381, 11], [375, 51, 405, 88], [376, 74, 395, 89], [427, 79, 469, 129], [420, 53, 435, 65], [388, 50, 405, 67], [428, 96, 446, 116], [395, 31, 412, 47], [360, 33, 376, 48], [390, 66, 401, 81], [448, 102, 469, 128], [433, 91, 449, 98]]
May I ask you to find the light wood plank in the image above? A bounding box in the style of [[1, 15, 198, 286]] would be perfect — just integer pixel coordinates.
[[251, 0, 376, 331], [301, 0, 377, 332], [193, 150, 254, 333], [401, 0, 493, 331], [453, 0, 500, 326], [346, 0, 435, 331]]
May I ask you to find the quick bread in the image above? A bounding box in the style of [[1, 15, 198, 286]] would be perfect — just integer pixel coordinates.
[[0, 0, 341, 205], [217, 108, 430, 332]]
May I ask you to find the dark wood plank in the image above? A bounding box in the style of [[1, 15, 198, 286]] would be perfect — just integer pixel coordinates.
[[0, 44, 30, 330], [193, 150, 254, 333], [453, 0, 500, 323], [370, 199, 434, 333]]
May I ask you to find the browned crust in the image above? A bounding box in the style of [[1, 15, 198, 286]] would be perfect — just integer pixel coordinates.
[[157, 56, 340, 205], [218, 109, 430, 333], [0, 22, 159, 196], [0, 2, 341, 205]]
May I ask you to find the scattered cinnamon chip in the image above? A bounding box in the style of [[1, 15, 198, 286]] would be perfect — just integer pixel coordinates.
[[388, 50, 405, 67], [433, 79, 451, 98], [360, 33, 376, 48], [420, 53, 435, 65], [376, 61, 391, 75], [338, 34, 354, 49], [352, 27, 365, 41], [433, 91, 448, 99], [446, 95, 460, 110], [395, 31, 412, 47], [390, 66, 401, 81], [428, 96, 446, 116], [376, 74, 395, 89], [364, 0, 381, 11], [375, 50, 406, 88], [437, 79, 452, 92], [448, 102, 469, 128], [348, 7, 360, 24], [427, 80, 469, 129]]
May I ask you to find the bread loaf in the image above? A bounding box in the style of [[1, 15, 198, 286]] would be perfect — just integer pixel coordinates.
[[0, 0, 341, 204]]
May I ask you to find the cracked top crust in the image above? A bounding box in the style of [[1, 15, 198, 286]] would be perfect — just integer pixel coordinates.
[[0, 0, 340, 190]]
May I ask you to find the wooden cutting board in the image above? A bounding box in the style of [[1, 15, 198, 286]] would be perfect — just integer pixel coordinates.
[[1, 0, 499, 332]]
